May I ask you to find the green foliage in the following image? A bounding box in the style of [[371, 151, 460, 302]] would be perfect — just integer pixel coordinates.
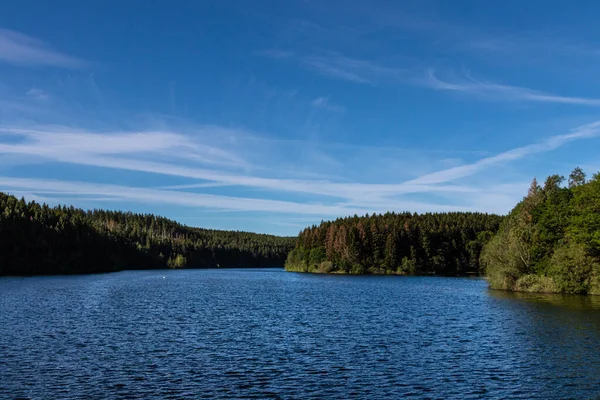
[[569, 173, 600, 257], [548, 242, 595, 294], [482, 168, 600, 295], [398, 257, 417, 275], [481, 230, 521, 290], [284, 247, 308, 272], [285, 211, 503, 276], [167, 254, 187, 269], [568, 166, 586, 188], [513, 275, 558, 293], [308, 247, 326, 265], [0, 192, 295, 275]]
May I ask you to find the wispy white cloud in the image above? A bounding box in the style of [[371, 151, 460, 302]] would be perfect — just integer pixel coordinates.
[[0, 124, 507, 210], [0, 28, 86, 68], [265, 49, 600, 108], [425, 69, 600, 106], [0, 176, 368, 215], [0, 176, 488, 216], [155, 182, 230, 190], [25, 87, 50, 101], [469, 35, 600, 60], [1, 117, 598, 220], [263, 50, 403, 84], [405, 120, 600, 185], [3, 151, 472, 201], [0, 126, 247, 168]]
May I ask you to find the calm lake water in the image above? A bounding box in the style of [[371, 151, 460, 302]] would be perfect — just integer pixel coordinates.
[[2, 269, 600, 399]]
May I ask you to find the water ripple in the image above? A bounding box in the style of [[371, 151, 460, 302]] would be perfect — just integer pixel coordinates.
[[1, 270, 600, 399]]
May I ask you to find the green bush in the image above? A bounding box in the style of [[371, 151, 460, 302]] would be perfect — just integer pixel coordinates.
[[514, 274, 557, 293], [167, 254, 187, 269], [318, 261, 334, 273], [548, 242, 594, 294]]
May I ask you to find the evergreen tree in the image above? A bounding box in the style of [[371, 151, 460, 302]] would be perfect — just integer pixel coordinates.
[[285, 210, 502, 276]]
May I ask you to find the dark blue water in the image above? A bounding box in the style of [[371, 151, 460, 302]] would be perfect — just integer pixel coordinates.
[[2, 269, 600, 399]]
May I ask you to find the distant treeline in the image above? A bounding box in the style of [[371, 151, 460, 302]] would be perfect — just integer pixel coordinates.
[[482, 168, 600, 295], [0, 192, 295, 275], [285, 212, 503, 275]]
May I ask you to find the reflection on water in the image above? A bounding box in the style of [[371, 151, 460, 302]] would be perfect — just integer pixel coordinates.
[[1, 270, 600, 399], [489, 288, 600, 310]]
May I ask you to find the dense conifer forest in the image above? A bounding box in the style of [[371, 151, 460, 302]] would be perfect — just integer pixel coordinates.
[[285, 212, 503, 275], [482, 168, 600, 295], [0, 192, 295, 275], [4, 166, 599, 291]]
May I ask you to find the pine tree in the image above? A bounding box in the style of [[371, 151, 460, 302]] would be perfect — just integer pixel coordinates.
[[568, 167, 586, 188], [528, 177, 540, 197]]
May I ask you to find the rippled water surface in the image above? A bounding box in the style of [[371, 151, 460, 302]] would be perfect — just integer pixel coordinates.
[[2, 269, 600, 399]]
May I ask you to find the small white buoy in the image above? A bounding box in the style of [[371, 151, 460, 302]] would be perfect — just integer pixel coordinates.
[[163, 276, 166, 279]]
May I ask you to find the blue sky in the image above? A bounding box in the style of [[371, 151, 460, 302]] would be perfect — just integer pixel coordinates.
[[1, 0, 600, 236]]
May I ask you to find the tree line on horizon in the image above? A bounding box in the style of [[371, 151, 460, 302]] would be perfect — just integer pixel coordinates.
[[285, 211, 503, 275], [482, 167, 600, 295], [3, 165, 598, 294], [0, 192, 295, 275]]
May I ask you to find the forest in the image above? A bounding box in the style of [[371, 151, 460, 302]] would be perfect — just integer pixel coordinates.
[[285, 167, 600, 295], [481, 168, 600, 295], [285, 212, 503, 275], [0, 192, 295, 275], [4, 166, 599, 290]]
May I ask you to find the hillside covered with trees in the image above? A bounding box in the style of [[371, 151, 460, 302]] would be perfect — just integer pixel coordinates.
[[285, 212, 503, 275], [0, 192, 295, 275], [482, 168, 600, 295]]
